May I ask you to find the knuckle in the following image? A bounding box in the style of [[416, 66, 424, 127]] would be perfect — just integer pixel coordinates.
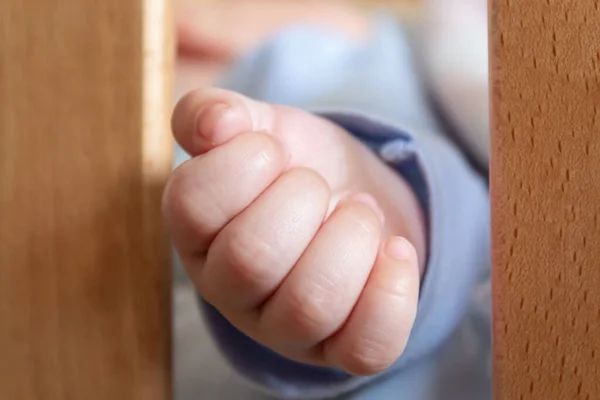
[[241, 132, 285, 171], [349, 205, 382, 236], [336, 336, 399, 376], [221, 227, 278, 289], [278, 168, 331, 211], [283, 283, 339, 341], [373, 267, 417, 312], [162, 161, 222, 241], [333, 200, 382, 241], [162, 161, 198, 230], [162, 160, 191, 213], [385, 276, 414, 306], [167, 163, 263, 262], [285, 168, 330, 193]]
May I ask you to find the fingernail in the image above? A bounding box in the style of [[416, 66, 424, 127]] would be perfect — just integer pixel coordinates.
[[384, 236, 413, 261], [195, 103, 231, 146], [346, 193, 385, 225]]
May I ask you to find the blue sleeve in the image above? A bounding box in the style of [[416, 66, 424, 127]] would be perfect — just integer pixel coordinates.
[[195, 12, 491, 400]]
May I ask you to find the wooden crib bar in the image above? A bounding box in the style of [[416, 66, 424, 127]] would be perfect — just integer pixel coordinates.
[[491, 1, 600, 398], [0, 0, 173, 398]]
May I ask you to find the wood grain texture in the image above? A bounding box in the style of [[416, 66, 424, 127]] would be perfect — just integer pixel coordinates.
[[0, 0, 173, 399], [490, 1, 600, 399]]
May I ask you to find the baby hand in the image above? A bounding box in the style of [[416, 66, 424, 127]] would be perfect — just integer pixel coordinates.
[[163, 89, 422, 375]]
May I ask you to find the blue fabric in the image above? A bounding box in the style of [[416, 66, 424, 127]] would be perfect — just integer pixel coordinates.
[[193, 12, 492, 400]]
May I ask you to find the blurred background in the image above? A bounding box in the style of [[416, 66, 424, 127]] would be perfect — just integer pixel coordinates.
[[173, 0, 421, 96]]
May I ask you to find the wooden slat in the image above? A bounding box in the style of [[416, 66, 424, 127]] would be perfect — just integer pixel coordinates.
[[0, 0, 173, 399], [491, 1, 600, 399]]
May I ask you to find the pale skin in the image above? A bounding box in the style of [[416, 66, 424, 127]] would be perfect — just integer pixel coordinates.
[[164, 88, 427, 375], [165, 0, 428, 377]]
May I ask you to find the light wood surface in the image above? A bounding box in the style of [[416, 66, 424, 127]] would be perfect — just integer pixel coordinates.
[[491, 1, 600, 399], [0, 0, 174, 398]]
